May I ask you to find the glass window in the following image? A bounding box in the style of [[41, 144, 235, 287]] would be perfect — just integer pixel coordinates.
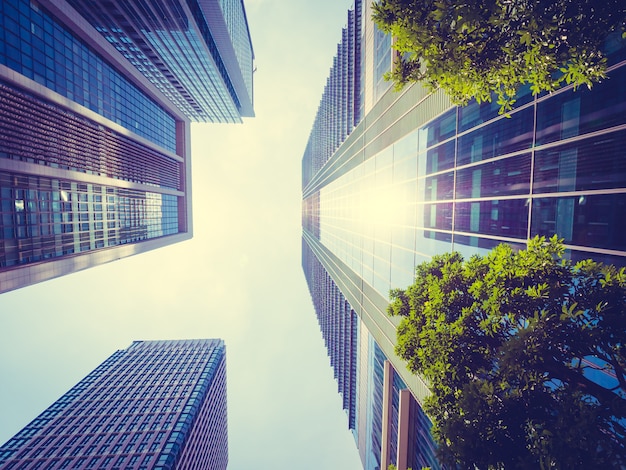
[[454, 199, 529, 238], [458, 84, 534, 133], [536, 65, 626, 145], [0, 0, 176, 150], [457, 106, 534, 165], [533, 130, 626, 193], [531, 194, 626, 251], [425, 140, 456, 174], [423, 109, 457, 148], [0, 172, 178, 268], [456, 154, 531, 199], [423, 202, 453, 231], [424, 171, 454, 201]]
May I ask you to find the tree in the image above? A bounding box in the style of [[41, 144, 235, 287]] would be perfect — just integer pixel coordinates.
[[388, 236, 626, 469], [372, 0, 626, 113]]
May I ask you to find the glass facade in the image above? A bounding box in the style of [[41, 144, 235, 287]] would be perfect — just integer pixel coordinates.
[[406, 396, 440, 470], [0, 0, 177, 151], [0, 0, 257, 291], [301, 0, 362, 188], [302, 240, 358, 431], [372, 24, 391, 102], [0, 172, 178, 268], [365, 339, 385, 470], [302, 3, 626, 469], [218, 0, 255, 101], [65, 0, 254, 122], [0, 339, 228, 470], [309, 60, 626, 303], [0, 81, 181, 189], [302, 232, 441, 470]]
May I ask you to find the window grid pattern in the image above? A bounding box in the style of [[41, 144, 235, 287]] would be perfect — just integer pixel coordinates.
[[218, 0, 254, 100], [0, 0, 177, 151], [301, 2, 362, 188], [174, 356, 228, 470], [302, 239, 359, 430], [0, 173, 179, 268], [307, 62, 626, 300], [0, 81, 181, 190], [302, 237, 445, 470], [0, 339, 227, 470], [372, 23, 391, 102], [365, 338, 385, 470], [64, 0, 250, 123]]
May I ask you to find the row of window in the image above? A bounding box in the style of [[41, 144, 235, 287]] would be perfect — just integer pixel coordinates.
[[0, 173, 179, 267], [0, 81, 181, 189], [303, 247, 359, 429], [65, 0, 243, 122], [0, 0, 177, 151], [312, 62, 626, 291]]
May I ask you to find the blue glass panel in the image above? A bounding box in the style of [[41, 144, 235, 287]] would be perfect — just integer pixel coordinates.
[[0, 172, 179, 268], [366, 339, 386, 470], [423, 109, 457, 148], [455, 199, 529, 238], [457, 106, 534, 165], [0, 0, 176, 151], [568, 249, 626, 268], [423, 202, 453, 231], [534, 130, 626, 193], [531, 194, 626, 251], [426, 140, 456, 174], [424, 171, 454, 201], [407, 398, 442, 470], [456, 154, 531, 199], [536, 65, 626, 145], [458, 84, 533, 133]]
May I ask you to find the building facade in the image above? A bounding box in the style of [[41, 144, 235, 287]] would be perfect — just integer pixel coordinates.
[[0, 0, 254, 293], [302, 2, 626, 469], [0, 339, 228, 470]]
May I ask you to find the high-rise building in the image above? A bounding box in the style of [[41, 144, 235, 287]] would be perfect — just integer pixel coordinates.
[[0, 339, 228, 470], [0, 0, 254, 293], [302, 2, 626, 469]]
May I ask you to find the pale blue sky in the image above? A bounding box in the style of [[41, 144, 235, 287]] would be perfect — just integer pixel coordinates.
[[0, 1, 363, 468]]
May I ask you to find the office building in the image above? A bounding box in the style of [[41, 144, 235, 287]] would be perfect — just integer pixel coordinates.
[[0, 339, 228, 470], [302, 2, 626, 469], [0, 0, 254, 293]]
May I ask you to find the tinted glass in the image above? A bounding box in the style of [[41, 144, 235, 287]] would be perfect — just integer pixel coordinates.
[[456, 154, 531, 199], [534, 130, 626, 193], [457, 106, 534, 165], [454, 199, 529, 238], [536, 65, 626, 145], [531, 194, 626, 251]]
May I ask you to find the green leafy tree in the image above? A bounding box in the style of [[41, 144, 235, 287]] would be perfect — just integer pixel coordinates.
[[388, 236, 626, 469], [372, 0, 626, 113]]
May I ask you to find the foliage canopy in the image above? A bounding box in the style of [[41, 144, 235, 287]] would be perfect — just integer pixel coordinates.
[[372, 0, 626, 113], [389, 236, 626, 469]]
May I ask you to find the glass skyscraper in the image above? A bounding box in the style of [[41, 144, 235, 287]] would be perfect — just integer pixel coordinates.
[[0, 0, 254, 293], [302, 2, 626, 469], [0, 339, 228, 470]]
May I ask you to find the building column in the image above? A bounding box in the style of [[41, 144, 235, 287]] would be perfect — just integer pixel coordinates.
[[381, 360, 394, 470], [396, 389, 412, 470]]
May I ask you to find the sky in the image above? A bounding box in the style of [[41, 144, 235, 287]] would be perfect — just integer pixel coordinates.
[[0, 0, 364, 468]]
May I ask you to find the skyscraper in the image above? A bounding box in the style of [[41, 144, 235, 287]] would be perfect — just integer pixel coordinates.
[[0, 339, 228, 470], [0, 0, 254, 293], [302, 2, 626, 469]]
